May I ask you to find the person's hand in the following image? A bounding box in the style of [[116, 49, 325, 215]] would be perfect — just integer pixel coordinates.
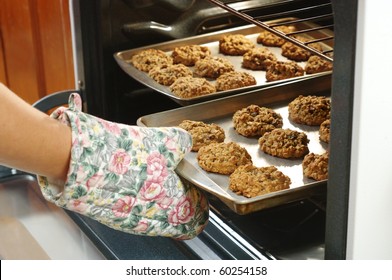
[[38, 93, 209, 240]]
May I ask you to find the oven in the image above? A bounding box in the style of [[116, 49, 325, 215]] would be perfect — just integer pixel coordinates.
[[67, 0, 392, 260]]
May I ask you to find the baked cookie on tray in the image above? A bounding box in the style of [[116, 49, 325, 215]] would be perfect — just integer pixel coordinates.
[[169, 76, 216, 98], [229, 164, 291, 198], [215, 71, 256, 91], [232, 104, 283, 137], [171, 45, 211, 66], [257, 25, 296, 47], [197, 142, 252, 175], [148, 64, 193, 86], [302, 151, 329, 181], [258, 128, 309, 159], [130, 48, 173, 72], [219, 34, 255, 56], [319, 119, 331, 143], [265, 61, 304, 82], [242, 47, 278, 71], [281, 36, 324, 62], [178, 120, 225, 152], [305, 55, 333, 74], [194, 56, 235, 79], [288, 95, 331, 126]]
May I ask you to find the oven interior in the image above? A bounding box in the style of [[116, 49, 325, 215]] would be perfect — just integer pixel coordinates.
[[71, 0, 347, 260], [75, 0, 333, 123]]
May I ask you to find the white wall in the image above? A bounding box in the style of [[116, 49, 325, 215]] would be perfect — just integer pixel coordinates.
[[347, 0, 392, 259]]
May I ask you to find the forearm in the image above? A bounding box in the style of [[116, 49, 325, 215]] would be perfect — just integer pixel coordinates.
[[0, 83, 71, 183]]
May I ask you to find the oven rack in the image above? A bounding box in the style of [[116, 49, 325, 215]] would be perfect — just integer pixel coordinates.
[[207, 0, 334, 62]]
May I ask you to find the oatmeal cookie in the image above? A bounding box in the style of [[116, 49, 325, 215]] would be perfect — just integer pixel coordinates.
[[194, 56, 235, 79], [219, 34, 255, 56], [319, 119, 331, 143], [305, 55, 333, 74], [130, 49, 173, 72], [171, 45, 211, 66], [302, 152, 329, 181], [258, 128, 309, 159], [265, 61, 304, 82], [178, 120, 225, 152], [197, 142, 252, 175], [229, 165, 291, 198], [281, 36, 324, 62], [242, 47, 278, 71], [257, 25, 296, 47], [148, 64, 193, 86], [288, 95, 331, 126], [233, 104, 283, 137], [216, 71, 257, 91], [169, 76, 216, 98]]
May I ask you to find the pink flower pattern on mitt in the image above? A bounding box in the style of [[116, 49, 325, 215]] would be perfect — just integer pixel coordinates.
[[37, 93, 209, 240]]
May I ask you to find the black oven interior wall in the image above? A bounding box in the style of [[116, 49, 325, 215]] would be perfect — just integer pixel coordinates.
[[72, 0, 333, 124]]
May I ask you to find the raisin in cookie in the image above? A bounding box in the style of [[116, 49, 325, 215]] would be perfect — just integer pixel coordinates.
[[302, 152, 329, 181], [170, 76, 216, 98], [288, 95, 331, 126], [171, 45, 211, 66], [257, 25, 296, 47], [216, 71, 256, 91], [194, 56, 235, 79], [219, 34, 255, 56], [319, 119, 331, 143], [258, 128, 309, 159], [281, 36, 324, 62], [229, 164, 291, 198], [148, 64, 193, 86], [233, 104, 283, 137], [305, 55, 333, 74], [197, 142, 252, 175], [265, 61, 304, 82], [242, 47, 278, 71], [179, 120, 225, 152], [130, 49, 173, 72]]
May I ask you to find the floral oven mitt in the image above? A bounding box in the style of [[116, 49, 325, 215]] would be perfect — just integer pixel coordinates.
[[38, 93, 209, 240]]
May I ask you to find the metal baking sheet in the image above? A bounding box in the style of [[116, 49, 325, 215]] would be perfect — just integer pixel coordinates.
[[137, 74, 331, 214], [115, 20, 333, 106]]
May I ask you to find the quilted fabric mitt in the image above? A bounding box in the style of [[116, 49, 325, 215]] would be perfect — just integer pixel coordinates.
[[37, 93, 209, 240]]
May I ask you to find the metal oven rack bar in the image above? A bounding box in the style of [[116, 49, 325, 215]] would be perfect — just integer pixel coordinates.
[[207, 0, 334, 62]]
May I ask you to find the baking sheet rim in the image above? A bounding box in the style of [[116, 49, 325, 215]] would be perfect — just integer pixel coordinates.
[[114, 21, 333, 104]]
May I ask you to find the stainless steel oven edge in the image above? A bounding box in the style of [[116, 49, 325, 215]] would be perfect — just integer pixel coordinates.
[[183, 211, 275, 260]]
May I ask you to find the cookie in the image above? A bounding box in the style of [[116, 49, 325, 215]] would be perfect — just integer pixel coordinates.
[[194, 56, 235, 79], [197, 142, 252, 175], [229, 164, 291, 198], [265, 61, 304, 82], [215, 71, 256, 91], [232, 104, 283, 137], [257, 25, 296, 47], [169, 76, 216, 98], [178, 120, 225, 152], [148, 64, 193, 86], [319, 119, 331, 143], [302, 152, 329, 181], [288, 95, 331, 126], [281, 36, 324, 62], [242, 47, 278, 71], [305, 55, 333, 74], [130, 49, 173, 72], [171, 45, 211, 66], [258, 128, 309, 159], [219, 34, 255, 56]]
